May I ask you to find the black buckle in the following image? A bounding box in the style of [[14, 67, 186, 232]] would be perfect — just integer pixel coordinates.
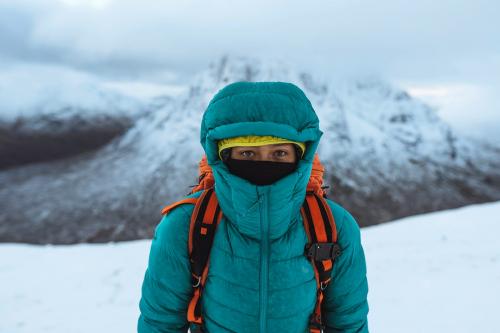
[[192, 275, 201, 288], [305, 242, 341, 261]]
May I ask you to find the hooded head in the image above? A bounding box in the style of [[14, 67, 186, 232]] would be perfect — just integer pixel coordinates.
[[200, 81, 323, 240]]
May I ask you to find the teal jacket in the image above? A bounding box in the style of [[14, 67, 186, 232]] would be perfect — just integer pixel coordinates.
[[138, 82, 369, 333]]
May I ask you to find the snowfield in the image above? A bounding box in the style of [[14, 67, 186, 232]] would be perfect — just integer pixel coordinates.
[[1, 200, 499, 333], [365, 201, 500, 332]]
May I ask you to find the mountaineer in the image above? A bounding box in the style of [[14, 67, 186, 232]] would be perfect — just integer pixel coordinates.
[[137, 81, 369, 332]]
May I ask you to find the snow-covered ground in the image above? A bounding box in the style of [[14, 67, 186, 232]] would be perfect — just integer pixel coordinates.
[[1, 201, 499, 333], [365, 201, 500, 333]]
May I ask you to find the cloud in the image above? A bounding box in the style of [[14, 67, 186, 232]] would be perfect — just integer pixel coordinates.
[[1, 0, 498, 80], [404, 81, 500, 145], [0, 0, 499, 143]]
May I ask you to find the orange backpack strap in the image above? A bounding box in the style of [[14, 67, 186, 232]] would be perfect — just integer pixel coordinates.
[[160, 155, 221, 330], [161, 197, 199, 215], [300, 192, 341, 333], [186, 187, 223, 327]]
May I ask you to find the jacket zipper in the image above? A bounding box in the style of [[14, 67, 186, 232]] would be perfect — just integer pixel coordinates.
[[259, 190, 269, 333]]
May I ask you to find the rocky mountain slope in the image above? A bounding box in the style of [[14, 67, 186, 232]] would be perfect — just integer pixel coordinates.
[[1, 55, 499, 244], [0, 64, 148, 170]]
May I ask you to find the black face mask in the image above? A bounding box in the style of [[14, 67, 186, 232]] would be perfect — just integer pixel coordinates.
[[224, 158, 298, 185]]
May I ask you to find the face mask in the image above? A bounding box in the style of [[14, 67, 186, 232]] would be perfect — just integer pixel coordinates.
[[224, 158, 298, 185]]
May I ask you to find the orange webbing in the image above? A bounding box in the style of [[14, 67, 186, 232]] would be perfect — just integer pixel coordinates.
[[187, 257, 211, 324], [322, 259, 332, 271], [190, 155, 215, 194], [318, 195, 337, 242], [301, 207, 321, 291], [161, 198, 198, 215], [188, 190, 210, 254], [318, 195, 337, 272], [187, 287, 201, 323], [311, 290, 325, 333], [307, 154, 327, 197], [187, 205, 223, 326], [202, 192, 219, 225], [306, 194, 338, 272], [305, 195, 328, 241], [301, 192, 338, 333]]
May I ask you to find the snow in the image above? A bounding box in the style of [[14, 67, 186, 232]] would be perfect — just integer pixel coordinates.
[[0, 63, 144, 120], [1, 201, 499, 332], [364, 201, 500, 333], [0, 240, 149, 332]]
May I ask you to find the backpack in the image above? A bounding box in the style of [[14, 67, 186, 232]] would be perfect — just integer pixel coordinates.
[[160, 154, 341, 333]]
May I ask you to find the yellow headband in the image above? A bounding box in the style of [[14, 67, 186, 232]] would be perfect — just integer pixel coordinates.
[[217, 135, 306, 159]]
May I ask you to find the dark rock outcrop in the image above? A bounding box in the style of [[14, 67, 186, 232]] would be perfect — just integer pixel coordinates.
[[0, 113, 134, 170]]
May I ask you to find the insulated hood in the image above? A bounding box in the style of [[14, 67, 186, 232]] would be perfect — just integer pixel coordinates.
[[201, 81, 323, 164], [199, 81, 324, 240]]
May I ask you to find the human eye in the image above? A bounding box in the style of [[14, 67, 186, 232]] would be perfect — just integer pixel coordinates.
[[274, 150, 288, 158], [240, 150, 255, 158]]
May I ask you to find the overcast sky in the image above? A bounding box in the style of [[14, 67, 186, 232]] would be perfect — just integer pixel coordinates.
[[1, 0, 499, 144]]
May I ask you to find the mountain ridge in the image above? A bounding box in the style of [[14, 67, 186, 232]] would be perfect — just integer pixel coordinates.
[[1, 55, 499, 244]]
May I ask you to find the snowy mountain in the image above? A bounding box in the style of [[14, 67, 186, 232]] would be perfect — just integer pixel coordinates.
[[2, 199, 499, 333], [0, 64, 149, 170], [1, 55, 499, 244]]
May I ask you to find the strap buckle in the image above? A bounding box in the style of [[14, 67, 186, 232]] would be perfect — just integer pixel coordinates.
[[305, 242, 341, 261], [192, 275, 201, 288]]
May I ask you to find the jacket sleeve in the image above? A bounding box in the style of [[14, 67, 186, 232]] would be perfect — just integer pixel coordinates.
[[322, 207, 369, 333], [137, 206, 193, 333]]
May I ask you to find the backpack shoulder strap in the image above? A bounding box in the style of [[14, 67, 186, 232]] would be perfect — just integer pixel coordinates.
[[186, 187, 222, 326], [159, 187, 222, 328], [161, 197, 199, 215], [300, 192, 341, 333]]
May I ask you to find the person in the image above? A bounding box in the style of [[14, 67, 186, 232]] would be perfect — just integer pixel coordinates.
[[137, 81, 369, 333]]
